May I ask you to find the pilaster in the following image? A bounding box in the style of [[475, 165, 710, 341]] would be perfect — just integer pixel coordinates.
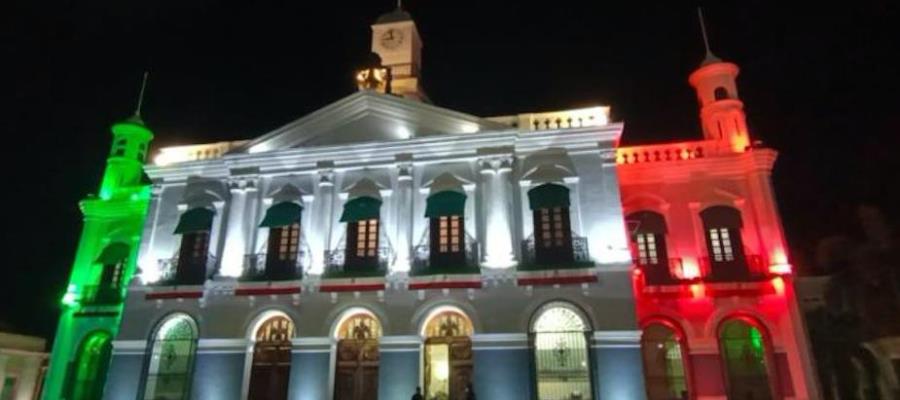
[[479, 154, 516, 268]]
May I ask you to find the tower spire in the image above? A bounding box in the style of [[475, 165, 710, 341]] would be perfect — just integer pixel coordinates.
[[697, 8, 721, 65], [134, 71, 149, 118]]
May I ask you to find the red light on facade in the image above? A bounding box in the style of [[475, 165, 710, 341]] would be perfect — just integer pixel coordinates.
[[690, 283, 705, 298], [771, 277, 785, 295], [681, 261, 701, 280], [769, 263, 792, 275]]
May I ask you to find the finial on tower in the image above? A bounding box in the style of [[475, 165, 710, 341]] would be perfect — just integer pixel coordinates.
[[697, 8, 722, 66], [134, 71, 150, 119]]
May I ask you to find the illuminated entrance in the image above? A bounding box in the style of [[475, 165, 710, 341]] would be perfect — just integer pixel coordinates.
[[64, 331, 112, 400], [719, 319, 774, 400], [641, 323, 689, 400], [248, 315, 294, 400], [333, 311, 382, 400], [531, 303, 592, 400], [423, 309, 473, 400]]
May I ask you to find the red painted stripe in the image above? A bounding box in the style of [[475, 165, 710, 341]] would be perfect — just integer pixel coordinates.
[[319, 283, 386, 293], [642, 285, 776, 299], [517, 275, 597, 286], [145, 291, 203, 300], [408, 281, 482, 290], [234, 286, 302, 296]]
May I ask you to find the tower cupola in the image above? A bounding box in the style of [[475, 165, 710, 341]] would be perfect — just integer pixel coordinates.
[[99, 74, 155, 199], [687, 9, 750, 152], [362, 4, 427, 101]]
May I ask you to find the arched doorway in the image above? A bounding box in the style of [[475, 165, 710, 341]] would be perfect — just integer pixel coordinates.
[[333, 311, 382, 400], [142, 313, 198, 400], [65, 331, 113, 400], [248, 315, 294, 400], [422, 308, 473, 400], [718, 318, 775, 400], [530, 302, 593, 400], [641, 322, 689, 400]]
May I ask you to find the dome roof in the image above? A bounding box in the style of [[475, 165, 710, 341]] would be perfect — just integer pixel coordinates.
[[376, 9, 412, 24]]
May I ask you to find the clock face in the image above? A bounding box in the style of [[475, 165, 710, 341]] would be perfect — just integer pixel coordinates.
[[380, 28, 404, 50]]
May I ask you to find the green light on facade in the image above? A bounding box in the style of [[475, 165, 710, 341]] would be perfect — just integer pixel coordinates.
[[43, 113, 155, 400]]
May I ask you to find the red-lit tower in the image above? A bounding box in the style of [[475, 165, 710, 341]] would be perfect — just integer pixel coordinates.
[[616, 11, 821, 400]]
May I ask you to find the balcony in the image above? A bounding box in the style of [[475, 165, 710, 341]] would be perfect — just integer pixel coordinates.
[[639, 254, 770, 286], [411, 235, 480, 276], [80, 284, 124, 306], [700, 254, 768, 282], [518, 235, 593, 271], [322, 247, 390, 279], [241, 253, 305, 282], [154, 254, 217, 286]]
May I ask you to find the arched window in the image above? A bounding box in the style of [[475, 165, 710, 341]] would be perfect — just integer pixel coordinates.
[[422, 309, 473, 400], [527, 183, 574, 265], [142, 314, 198, 400], [90, 242, 129, 304], [173, 207, 215, 285], [627, 211, 671, 284], [531, 303, 593, 400], [111, 139, 127, 158], [248, 315, 294, 400], [259, 201, 304, 280], [641, 323, 689, 400], [334, 312, 382, 400], [340, 196, 382, 270], [425, 190, 467, 268], [714, 87, 729, 101], [718, 319, 775, 400], [699, 206, 749, 281], [65, 331, 113, 400]]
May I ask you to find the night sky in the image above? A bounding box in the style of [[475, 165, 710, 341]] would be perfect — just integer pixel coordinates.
[[3, 1, 897, 339]]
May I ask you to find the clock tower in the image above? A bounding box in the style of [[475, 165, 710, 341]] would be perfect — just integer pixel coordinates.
[[370, 7, 427, 101]]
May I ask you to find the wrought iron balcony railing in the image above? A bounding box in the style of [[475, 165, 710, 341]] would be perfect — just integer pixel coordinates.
[[519, 234, 592, 270], [411, 235, 480, 276], [80, 284, 124, 306], [322, 247, 391, 278], [155, 254, 217, 286], [242, 252, 305, 282]]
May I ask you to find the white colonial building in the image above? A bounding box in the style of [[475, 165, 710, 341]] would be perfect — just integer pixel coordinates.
[[106, 8, 642, 400]]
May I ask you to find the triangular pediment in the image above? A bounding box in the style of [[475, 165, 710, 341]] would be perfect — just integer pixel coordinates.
[[241, 91, 507, 153]]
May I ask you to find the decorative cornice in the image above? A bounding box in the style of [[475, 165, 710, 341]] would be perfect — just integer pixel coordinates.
[[145, 124, 622, 184]]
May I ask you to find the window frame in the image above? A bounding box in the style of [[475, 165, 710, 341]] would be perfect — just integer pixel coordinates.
[[533, 206, 574, 265], [345, 218, 380, 269]]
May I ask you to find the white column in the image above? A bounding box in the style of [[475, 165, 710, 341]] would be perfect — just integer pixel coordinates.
[[480, 156, 516, 268], [136, 185, 165, 283], [14, 356, 41, 400], [243, 179, 261, 257], [392, 157, 414, 272], [220, 179, 249, 277], [309, 167, 335, 274]]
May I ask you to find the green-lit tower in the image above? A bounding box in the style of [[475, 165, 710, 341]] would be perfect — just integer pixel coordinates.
[[44, 77, 154, 400]]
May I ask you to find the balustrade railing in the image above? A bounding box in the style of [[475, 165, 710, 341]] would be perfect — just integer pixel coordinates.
[[616, 140, 732, 165]]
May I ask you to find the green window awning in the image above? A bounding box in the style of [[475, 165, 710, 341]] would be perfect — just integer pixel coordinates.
[[425, 191, 467, 218], [340, 196, 382, 222], [527, 183, 570, 210], [95, 242, 130, 265], [173, 207, 215, 234], [259, 201, 303, 227]]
